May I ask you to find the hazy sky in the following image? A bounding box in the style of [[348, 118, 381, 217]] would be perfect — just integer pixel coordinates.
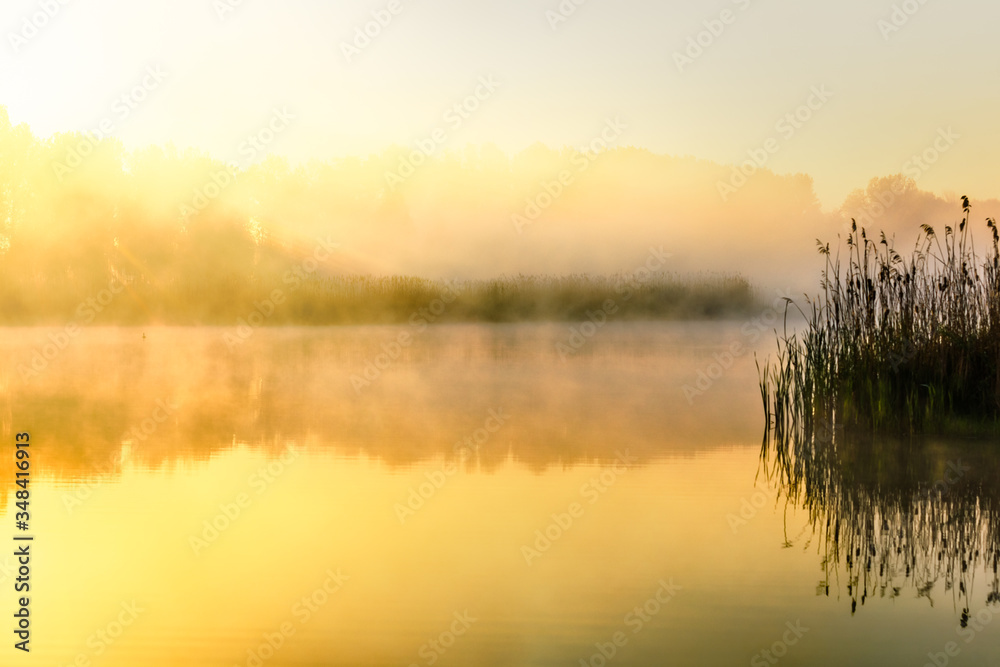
[[2, 0, 998, 208]]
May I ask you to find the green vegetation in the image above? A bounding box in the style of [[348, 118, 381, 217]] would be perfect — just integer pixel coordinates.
[[760, 198, 1000, 438], [0, 106, 769, 325], [0, 270, 758, 325], [296, 272, 759, 324]]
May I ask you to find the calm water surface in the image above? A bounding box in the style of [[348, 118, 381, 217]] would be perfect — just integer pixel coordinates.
[[0, 323, 997, 666]]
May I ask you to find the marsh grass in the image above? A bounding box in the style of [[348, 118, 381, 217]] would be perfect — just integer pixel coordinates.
[[760, 199, 1000, 438], [0, 271, 759, 325], [292, 272, 757, 324]]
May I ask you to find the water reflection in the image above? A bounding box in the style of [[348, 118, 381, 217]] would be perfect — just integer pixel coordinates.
[[1, 324, 999, 665], [761, 423, 1000, 619], [0, 323, 764, 481]]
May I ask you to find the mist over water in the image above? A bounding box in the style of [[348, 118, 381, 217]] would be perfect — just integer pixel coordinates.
[[5, 0, 1000, 663], [2, 325, 998, 666], [0, 323, 766, 476]]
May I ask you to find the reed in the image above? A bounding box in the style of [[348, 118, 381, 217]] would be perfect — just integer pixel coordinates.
[[760, 198, 1000, 438]]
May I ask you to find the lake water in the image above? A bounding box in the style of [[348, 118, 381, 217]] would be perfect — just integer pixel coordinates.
[[0, 323, 997, 666]]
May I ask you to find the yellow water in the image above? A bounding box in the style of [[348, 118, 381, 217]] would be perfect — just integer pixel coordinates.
[[0, 324, 997, 666]]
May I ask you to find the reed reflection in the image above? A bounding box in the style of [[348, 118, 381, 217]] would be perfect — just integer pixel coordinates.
[[761, 422, 1000, 621]]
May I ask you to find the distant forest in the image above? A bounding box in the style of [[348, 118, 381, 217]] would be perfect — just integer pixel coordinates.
[[0, 106, 776, 325]]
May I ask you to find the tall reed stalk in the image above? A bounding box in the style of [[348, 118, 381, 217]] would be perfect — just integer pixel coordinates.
[[761, 199, 1000, 438]]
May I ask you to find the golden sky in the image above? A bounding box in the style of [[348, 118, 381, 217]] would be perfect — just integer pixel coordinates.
[[2, 0, 998, 209]]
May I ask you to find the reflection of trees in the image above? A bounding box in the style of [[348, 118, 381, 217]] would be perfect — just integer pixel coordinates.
[[761, 423, 1000, 619], [0, 325, 761, 486]]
